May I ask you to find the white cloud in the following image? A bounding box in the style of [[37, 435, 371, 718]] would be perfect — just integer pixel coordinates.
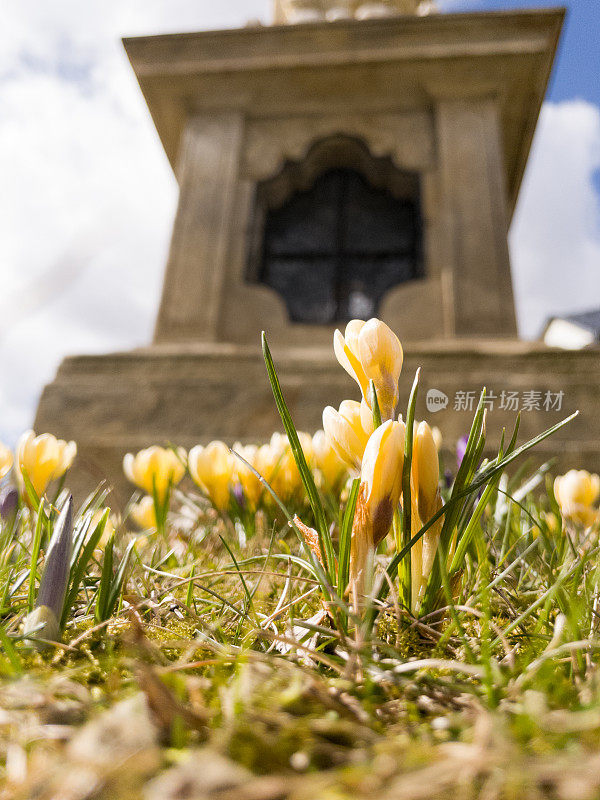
[[0, 3, 599, 447], [510, 100, 600, 338], [0, 1, 268, 447]]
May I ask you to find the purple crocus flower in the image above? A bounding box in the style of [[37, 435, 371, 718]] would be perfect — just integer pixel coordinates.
[[232, 482, 246, 510], [0, 485, 18, 521], [456, 436, 469, 469], [444, 469, 454, 491], [23, 496, 73, 644]]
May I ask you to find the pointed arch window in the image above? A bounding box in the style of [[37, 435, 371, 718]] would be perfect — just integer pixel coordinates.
[[249, 137, 422, 324]]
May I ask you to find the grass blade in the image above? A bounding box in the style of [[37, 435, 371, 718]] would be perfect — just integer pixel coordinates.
[[338, 478, 360, 599], [262, 332, 336, 581], [27, 506, 46, 613], [95, 534, 114, 623], [400, 367, 420, 611], [61, 508, 109, 629], [367, 409, 577, 628]]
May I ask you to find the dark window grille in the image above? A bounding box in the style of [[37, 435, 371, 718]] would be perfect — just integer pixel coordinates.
[[259, 167, 422, 324]]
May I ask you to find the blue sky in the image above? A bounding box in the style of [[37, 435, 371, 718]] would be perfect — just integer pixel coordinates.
[[445, 0, 599, 107], [444, 0, 600, 192], [0, 0, 599, 446]]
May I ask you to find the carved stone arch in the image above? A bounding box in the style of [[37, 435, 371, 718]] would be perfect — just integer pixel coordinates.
[[255, 133, 419, 210], [240, 113, 435, 183], [246, 133, 423, 324]]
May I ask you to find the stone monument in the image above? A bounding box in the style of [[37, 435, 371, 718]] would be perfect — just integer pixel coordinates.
[[35, 3, 600, 501]]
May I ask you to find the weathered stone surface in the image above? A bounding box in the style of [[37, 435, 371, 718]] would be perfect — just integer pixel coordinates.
[[122, 10, 563, 344]]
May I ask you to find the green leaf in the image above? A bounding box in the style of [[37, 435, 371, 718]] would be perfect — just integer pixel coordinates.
[[368, 409, 577, 628], [20, 468, 41, 513], [27, 505, 47, 613], [420, 389, 487, 614], [95, 534, 114, 623], [105, 539, 136, 621], [0, 624, 22, 674], [186, 566, 195, 608], [230, 447, 333, 595], [448, 473, 501, 575], [369, 380, 382, 429], [338, 478, 360, 600], [61, 508, 109, 629], [262, 331, 336, 582], [399, 367, 420, 611]]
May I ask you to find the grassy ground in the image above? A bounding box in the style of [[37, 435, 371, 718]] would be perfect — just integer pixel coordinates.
[[2, 466, 600, 800], [1, 334, 598, 799]]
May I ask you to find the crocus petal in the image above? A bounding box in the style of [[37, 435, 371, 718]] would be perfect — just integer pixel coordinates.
[[37, 496, 73, 623], [413, 421, 440, 523], [334, 326, 370, 398]]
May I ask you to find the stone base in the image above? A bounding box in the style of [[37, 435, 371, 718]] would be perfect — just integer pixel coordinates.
[[34, 340, 600, 506]]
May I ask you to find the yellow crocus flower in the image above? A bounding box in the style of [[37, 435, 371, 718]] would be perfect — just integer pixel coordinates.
[[334, 318, 403, 420], [334, 320, 369, 398], [265, 432, 313, 503], [359, 420, 405, 546], [554, 469, 600, 528], [413, 421, 440, 524], [130, 495, 157, 530], [255, 442, 279, 485], [323, 399, 373, 471], [0, 442, 13, 481], [312, 430, 348, 491], [357, 318, 403, 420], [410, 421, 444, 608], [188, 441, 233, 512], [16, 430, 77, 498], [123, 446, 186, 502], [232, 442, 264, 511], [350, 419, 405, 610]]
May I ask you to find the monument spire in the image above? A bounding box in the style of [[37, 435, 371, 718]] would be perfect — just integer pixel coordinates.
[[272, 0, 436, 25]]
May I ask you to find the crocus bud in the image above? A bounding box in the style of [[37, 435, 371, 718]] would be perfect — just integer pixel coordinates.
[[359, 420, 405, 547], [38, 496, 72, 618], [323, 400, 372, 471], [419, 493, 444, 597], [409, 424, 444, 609], [0, 442, 13, 481], [357, 318, 403, 420], [0, 485, 18, 522], [554, 470, 600, 527], [23, 496, 73, 645], [123, 446, 186, 502], [188, 441, 233, 512], [16, 430, 76, 499], [349, 420, 405, 611], [412, 421, 440, 524], [334, 319, 403, 421], [130, 495, 157, 530]]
